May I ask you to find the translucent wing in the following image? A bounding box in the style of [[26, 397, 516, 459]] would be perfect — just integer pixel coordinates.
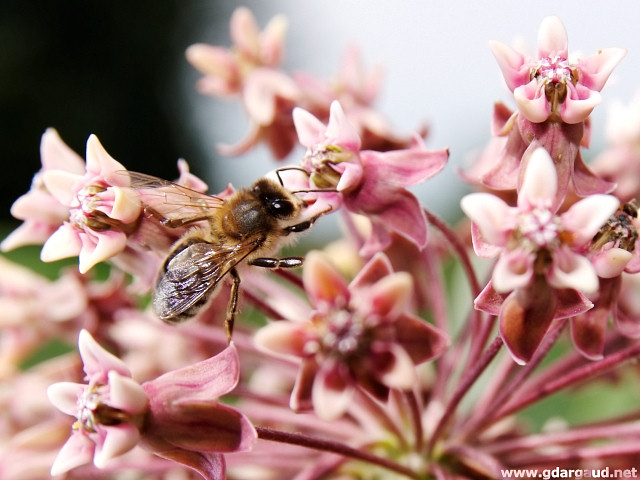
[[119, 171, 225, 227], [153, 239, 260, 322]]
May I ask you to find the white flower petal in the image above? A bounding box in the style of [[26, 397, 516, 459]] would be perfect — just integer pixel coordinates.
[[93, 424, 140, 468], [548, 247, 599, 295], [519, 148, 557, 210], [47, 382, 85, 416], [492, 250, 535, 293], [460, 193, 514, 246], [107, 371, 148, 414], [561, 194, 619, 245]]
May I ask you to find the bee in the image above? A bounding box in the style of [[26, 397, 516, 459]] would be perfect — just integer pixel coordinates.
[[123, 171, 328, 340], [591, 200, 639, 253]]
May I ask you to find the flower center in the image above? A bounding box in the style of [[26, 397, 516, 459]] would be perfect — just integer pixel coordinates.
[[517, 208, 563, 250], [534, 55, 574, 85], [74, 384, 131, 433]]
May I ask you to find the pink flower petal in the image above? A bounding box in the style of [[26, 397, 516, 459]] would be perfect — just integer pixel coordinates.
[[302, 251, 349, 307], [488, 40, 527, 92], [143, 343, 240, 403], [370, 342, 417, 390], [78, 329, 131, 382], [578, 47, 627, 91], [560, 90, 602, 124], [94, 423, 141, 468], [293, 107, 328, 148], [460, 193, 513, 247], [50, 432, 95, 476], [41, 170, 80, 206], [230, 6, 260, 59], [40, 224, 82, 262], [326, 101, 361, 152], [394, 313, 450, 363], [361, 272, 412, 319], [47, 382, 86, 416], [349, 252, 393, 289], [110, 187, 142, 224], [514, 82, 550, 123], [254, 321, 312, 359], [40, 127, 85, 174], [312, 361, 353, 421], [547, 246, 599, 295], [85, 135, 127, 180], [107, 371, 148, 414], [591, 248, 633, 279], [78, 230, 127, 274], [185, 44, 238, 79], [560, 194, 619, 246], [492, 250, 535, 293], [243, 68, 298, 126], [536, 16, 568, 58], [518, 147, 557, 210]]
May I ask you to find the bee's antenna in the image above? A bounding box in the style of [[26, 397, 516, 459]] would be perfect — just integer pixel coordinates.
[[274, 166, 338, 194]]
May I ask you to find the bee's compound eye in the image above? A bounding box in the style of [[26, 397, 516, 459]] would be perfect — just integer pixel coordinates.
[[268, 199, 294, 218]]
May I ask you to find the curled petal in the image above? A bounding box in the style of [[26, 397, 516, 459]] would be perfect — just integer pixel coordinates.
[[492, 250, 535, 293], [394, 313, 450, 363], [514, 82, 550, 123], [107, 371, 148, 414], [78, 230, 128, 274], [560, 89, 602, 124], [243, 68, 299, 126], [361, 272, 412, 319], [578, 47, 627, 91], [560, 194, 619, 246], [488, 40, 528, 91], [547, 246, 599, 295], [94, 424, 141, 468], [50, 433, 95, 476], [312, 361, 353, 421], [230, 6, 260, 59], [349, 251, 394, 288], [110, 187, 142, 224], [370, 342, 417, 390], [591, 248, 633, 279]]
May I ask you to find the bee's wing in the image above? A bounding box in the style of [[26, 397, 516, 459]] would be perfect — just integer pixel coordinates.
[[119, 171, 225, 226], [153, 240, 260, 322]]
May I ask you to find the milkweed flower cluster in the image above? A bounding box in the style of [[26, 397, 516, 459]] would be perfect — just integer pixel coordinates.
[[2, 9, 640, 480]]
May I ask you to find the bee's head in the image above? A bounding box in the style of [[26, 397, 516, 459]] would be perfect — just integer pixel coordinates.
[[252, 178, 301, 219]]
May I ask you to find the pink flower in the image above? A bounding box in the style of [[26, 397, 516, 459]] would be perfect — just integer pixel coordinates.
[[47, 330, 148, 475], [1, 128, 83, 252], [186, 7, 300, 159], [254, 251, 449, 421], [293, 100, 448, 255], [38, 134, 142, 273], [461, 147, 619, 363], [490, 16, 625, 124], [48, 330, 256, 479]]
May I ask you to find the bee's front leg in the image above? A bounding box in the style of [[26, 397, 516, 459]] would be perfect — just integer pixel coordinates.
[[225, 268, 241, 342], [249, 257, 304, 269]]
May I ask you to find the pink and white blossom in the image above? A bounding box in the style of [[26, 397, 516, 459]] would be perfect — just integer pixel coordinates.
[[461, 147, 619, 363]]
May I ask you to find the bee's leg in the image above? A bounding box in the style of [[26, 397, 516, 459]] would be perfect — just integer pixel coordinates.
[[225, 268, 241, 342], [283, 206, 333, 234], [250, 257, 304, 269], [143, 206, 212, 228]]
